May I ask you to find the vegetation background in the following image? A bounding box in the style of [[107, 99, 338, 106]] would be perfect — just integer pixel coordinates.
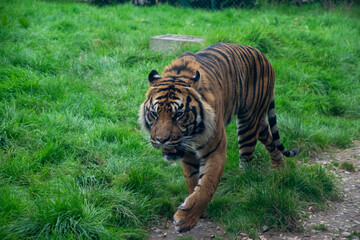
[[0, 0, 359, 239]]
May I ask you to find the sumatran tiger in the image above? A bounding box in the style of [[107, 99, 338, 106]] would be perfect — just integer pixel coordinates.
[[139, 43, 298, 232]]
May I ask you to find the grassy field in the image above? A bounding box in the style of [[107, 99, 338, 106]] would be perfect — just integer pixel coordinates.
[[1, 0, 359, 239]]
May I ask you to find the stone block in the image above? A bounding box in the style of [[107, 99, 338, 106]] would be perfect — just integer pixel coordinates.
[[150, 34, 205, 52]]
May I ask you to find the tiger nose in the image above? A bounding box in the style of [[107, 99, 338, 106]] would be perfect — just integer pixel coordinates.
[[156, 136, 170, 144]]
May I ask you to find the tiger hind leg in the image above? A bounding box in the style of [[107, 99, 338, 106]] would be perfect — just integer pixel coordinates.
[[258, 120, 284, 168], [236, 117, 258, 168]]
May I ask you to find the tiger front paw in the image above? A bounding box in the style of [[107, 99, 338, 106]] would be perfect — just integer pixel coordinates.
[[173, 195, 207, 232], [173, 209, 200, 232]]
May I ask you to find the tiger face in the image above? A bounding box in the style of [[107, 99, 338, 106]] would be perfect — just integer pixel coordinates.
[[139, 69, 215, 161]]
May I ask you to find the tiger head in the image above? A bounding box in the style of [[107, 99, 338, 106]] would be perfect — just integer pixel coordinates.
[[139, 59, 216, 161]]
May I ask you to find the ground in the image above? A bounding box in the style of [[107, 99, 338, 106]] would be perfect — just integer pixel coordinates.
[[147, 142, 360, 240]]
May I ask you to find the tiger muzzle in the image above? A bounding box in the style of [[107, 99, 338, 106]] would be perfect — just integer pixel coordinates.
[[150, 137, 185, 161]]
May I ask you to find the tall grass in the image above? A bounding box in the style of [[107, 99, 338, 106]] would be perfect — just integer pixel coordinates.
[[0, 0, 359, 238]]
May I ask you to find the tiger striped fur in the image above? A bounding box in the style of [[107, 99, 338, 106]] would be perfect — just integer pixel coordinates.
[[139, 43, 298, 232]]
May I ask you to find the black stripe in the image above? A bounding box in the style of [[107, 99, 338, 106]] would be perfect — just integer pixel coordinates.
[[283, 151, 290, 157], [233, 51, 247, 110], [240, 153, 253, 162], [251, 49, 258, 111], [272, 130, 280, 141], [196, 141, 208, 151], [199, 132, 224, 160], [237, 111, 262, 134], [277, 144, 285, 151], [268, 116, 277, 129], [237, 120, 257, 136], [145, 119, 151, 131], [183, 95, 199, 135], [221, 45, 241, 118], [259, 124, 269, 136], [226, 114, 233, 126], [155, 82, 187, 87], [240, 151, 253, 157], [194, 53, 223, 89], [269, 100, 275, 111], [194, 122, 205, 134], [156, 95, 179, 100], [240, 46, 255, 108], [189, 170, 199, 178], [164, 63, 190, 74], [182, 161, 199, 169], [238, 129, 258, 145], [206, 47, 233, 77], [239, 140, 257, 150], [187, 90, 204, 123], [156, 86, 182, 93], [237, 45, 252, 71]]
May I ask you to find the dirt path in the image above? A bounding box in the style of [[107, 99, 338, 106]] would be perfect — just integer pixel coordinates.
[[148, 142, 360, 240], [147, 216, 227, 240]]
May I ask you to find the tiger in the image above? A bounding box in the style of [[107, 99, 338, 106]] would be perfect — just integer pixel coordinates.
[[139, 43, 298, 232]]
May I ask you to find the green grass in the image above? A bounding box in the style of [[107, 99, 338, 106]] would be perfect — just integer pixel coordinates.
[[340, 161, 356, 172], [313, 224, 328, 231], [0, 0, 359, 239]]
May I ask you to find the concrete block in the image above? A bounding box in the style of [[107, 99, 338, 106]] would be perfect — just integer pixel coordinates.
[[150, 34, 205, 52]]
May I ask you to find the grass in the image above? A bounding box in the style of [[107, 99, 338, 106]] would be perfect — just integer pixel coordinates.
[[340, 161, 356, 172], [207, 161, 339, 238], [0, 0, 359, 239], [313, 224, 328, 231]]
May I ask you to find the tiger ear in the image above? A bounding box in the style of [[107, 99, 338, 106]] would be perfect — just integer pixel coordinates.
[[148, 70, 161, 84], [190, 70, 201, 83], [190, 70, 201, 89]]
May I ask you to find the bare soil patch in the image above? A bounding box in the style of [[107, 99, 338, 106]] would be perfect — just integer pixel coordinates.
[[147, 216, 227, 240]]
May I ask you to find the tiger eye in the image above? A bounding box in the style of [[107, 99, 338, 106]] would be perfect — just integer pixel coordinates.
[[174, 111, 184, 121], [150, 110, 157, 119]]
